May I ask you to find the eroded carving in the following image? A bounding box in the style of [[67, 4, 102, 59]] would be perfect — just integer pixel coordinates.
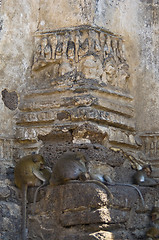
[[140, 134, 159, 159], [32, 26, 130, 92], [80, 54, 103, 80], [0, 138, 14, 160]]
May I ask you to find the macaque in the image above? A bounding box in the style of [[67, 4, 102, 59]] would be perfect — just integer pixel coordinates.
[[33, 166, 52, 214], [103, 175, 145, 207], [14, 154, 48, 240], [146, 207, 159, 239], [133, 165, 158, 187], [50, 152, 113, 199]]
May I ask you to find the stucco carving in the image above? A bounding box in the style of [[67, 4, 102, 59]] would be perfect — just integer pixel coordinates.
[[0, 137, 14, 161], [32, 26, 130, 92], [14, 26, 135, 159], [13, 25, 152, 240], [1, 1, 159, 239], [138, 133, 159, 179], [140, 133, 159, 159]]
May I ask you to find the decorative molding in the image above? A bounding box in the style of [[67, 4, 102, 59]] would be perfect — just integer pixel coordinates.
[[0, 137, 14, 161], [16, 25, 135, 153], [140, 133, 159, 160], [32, 25, 130, 92]]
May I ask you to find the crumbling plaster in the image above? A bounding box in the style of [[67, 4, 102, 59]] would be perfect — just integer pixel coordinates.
[[1, 0, 159, 136], [1, 1, 159, 239], [0, 0, 39, 136], [94, 0, 159, 132]]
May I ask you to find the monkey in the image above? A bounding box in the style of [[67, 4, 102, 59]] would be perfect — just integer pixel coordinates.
[[32, 166, 52, 214], [50, 151, 113, 199], [146, 207, 159, 239], [14, 153, 48, 240], [103, 175, 145, 207], [133, 165, 159, 187], [50, 152, 146, 206], [50, 152, 86, 185]]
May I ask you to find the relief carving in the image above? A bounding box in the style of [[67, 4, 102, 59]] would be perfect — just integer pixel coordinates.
[[55, 41, 63, 60], [102, 57, 117, 85], [133, 133, 159, 178], [80, 54, 103, 80], [0, 138, 14, 160], [32, 26, 130, 92], [140, 134, 159, 159], [33, 38, 52, 70], [117, 62, 130, 90]]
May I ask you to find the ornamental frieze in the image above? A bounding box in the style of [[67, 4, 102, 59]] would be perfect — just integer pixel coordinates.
[[32, 26, 130, 92]]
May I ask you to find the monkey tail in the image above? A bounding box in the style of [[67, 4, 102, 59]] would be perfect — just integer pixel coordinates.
[[32, 185, 40, 215], [86, 180, 114, 200], [22, 184, 28, 240], [68, 179, 114, 200], [32, 183, 45, 215], [115, 183, 145, 207]]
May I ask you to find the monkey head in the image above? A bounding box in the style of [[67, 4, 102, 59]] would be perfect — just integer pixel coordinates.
[[31, 153, 45, 170], [14, 154, 46, 189]]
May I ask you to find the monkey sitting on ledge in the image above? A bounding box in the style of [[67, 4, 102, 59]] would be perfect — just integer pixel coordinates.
[[50, 151, 113, 199], [14, 153, 50, 240], [133, 165, 159, 187], [50, 151, 144, 206]]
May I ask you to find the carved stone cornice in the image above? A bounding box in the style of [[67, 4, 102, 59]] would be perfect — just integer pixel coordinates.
[[16, 25, 135, 155], [32, 25, 130, 93]]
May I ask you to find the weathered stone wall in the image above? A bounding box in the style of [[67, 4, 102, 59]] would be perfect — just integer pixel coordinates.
[[1, 0, 159, 240], [1, 1, 159, 134], [36, 0, 159, 132], [0, 0, 39, 136], [0, 3, 39, 238], [96, 0, 159, 133], [28, 183, 159, 240]]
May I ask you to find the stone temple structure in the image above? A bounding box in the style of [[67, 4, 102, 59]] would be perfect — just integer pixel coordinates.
[[1, 0, 159, 239]]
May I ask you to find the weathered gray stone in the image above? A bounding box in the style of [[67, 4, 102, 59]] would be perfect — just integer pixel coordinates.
[[26, 181, 159, 240], [0, 202, 21, 240], [1, 0, 159, 239], [60, 231, 115, 240], [0, 185, 10, 199]]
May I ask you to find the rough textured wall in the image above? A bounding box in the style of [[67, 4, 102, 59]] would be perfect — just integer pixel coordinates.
[[1, 0, 159, 240], [0, 1, 158, 147], [23, 0, 159, 133], [38, 0, 159, 132], [0, 1, 39, 239], [94, 0, 159, 132], [0, 0, 39, 136]]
